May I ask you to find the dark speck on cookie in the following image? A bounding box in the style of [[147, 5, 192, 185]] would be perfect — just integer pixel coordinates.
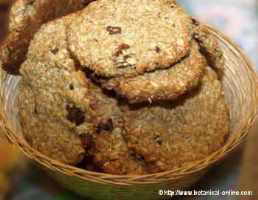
[[66, 104, 85, 126], [97, 118, 114, 133], [51, 47, 59, 55], [155, 46, 161, 53], [106, 26, 122, 35]]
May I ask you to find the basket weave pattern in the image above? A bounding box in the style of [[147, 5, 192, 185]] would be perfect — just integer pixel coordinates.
[[0, 25, 257, 200]]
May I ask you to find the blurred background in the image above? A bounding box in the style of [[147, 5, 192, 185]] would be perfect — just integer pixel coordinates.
[[0, 0, 257, 199], [180, 0, 258, 69]]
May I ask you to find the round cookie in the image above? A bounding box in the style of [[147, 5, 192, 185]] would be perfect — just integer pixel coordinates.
[[67, 0, 193, 77], [19, 17, 147, 173], [0, 0, 91, 74], [104, 41, 206, 103], [123, 67, 229, 173]]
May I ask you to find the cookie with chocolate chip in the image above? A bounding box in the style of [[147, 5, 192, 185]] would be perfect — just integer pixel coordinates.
[[19, 17, 146, 173], [104, 41, 206, 103], [67, 0, 193, 77], [123, 67, 229, 173], [16, 0, 229, 175]]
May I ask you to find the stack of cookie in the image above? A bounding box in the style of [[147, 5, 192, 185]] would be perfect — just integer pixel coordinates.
[[0, 0, 230, 175]]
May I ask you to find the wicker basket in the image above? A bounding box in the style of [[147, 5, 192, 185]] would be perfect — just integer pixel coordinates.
[[0, 25, 257, 200]]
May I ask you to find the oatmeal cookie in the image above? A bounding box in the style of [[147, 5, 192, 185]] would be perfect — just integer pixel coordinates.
[[16, 0, 229, 175], [123, 67, 229, 173], [89, 128, 146, 175], [193, 24, 225, 73], [0, 0, 93, 74], [18, 17, 90, 164], [19, 17, 146, 173], [19, 82, 86, 164], [67, 0, 193, 77], [104, 41, 206, 103]]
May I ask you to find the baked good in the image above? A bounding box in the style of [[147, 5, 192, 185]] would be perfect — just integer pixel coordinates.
[[68, 0, 192, 77], [67, 0, 199, 103], [193, 23, 225, 72], [122, 67, 229, 173], [13, 0, 230, 174], [89, 128, 147, 175], [66, 0, 226, 104], [18, 17, 94, 164], [19, 17, 146, 173], [104, 41, 206, 103], [0, 0, 93, 74]]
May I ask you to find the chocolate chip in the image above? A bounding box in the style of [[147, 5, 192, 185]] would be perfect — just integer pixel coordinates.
[[155, 46, 161, 53], [66, 105, 85, 126], [114, 43, 130, 57], [192, 18, 200, 26], [51, 48, 59, 55], [124, 55, 131, 60], [106, 26, 122, 35], [34, 107, 38, 115], [69, 84, 74, 90], [154, 136, 162, 145], [129, 150, 145, 162], [81, 134, 93, 149], [119, 43, 130, 50], [97, 119, 113, 133], [26, 0, 35, 6]]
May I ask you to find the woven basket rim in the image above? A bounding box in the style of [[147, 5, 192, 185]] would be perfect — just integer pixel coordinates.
[[1, 24, 258, 185]]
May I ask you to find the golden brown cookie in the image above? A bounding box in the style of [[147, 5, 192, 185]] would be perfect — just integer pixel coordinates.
[[193, 24, 225, 73], [18, 17, 102, 164], [123, 67, 229, 173], [67, 0, 193, 77], [89, 128, 146, 175], [18, 17, 88, 164], [0, 0, 93, 74], [104, 41, 206, 103], [19, 17, 146, 173], [19, 82, 86, 164], [16, 0, 229, 175]]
